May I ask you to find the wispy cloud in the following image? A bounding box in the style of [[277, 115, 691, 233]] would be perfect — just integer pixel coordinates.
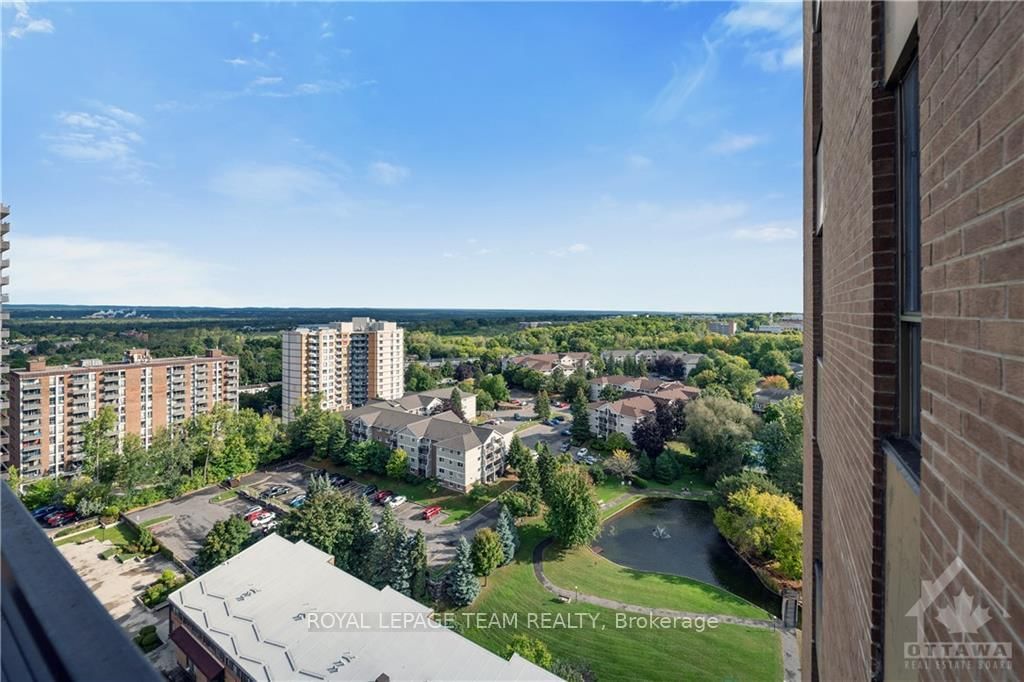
[[722, 1, 801, 37], [13, 235, 235, 306], [647, 37, 717, 124], [251, 32, 267, 44], [709, 132, 762, 154], [751, 43, 802, 71], [250, 76, 283, 87], [44, 103, 148, 183], [224, 57, 252, 66], [733, 222, 798, 242], [721, 1, 802, 73], [6, 0, 54, 39], [626, 153, 653, 170], [368, 161, 410, 186], [548, 243, 591, 257], [211, 163, 345, 204]]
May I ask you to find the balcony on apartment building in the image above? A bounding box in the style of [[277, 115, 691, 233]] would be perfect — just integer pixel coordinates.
[[1, 485, 162, 681]]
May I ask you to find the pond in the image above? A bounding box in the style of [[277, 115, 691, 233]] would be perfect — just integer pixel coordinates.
[[594, 497, 781, 615]]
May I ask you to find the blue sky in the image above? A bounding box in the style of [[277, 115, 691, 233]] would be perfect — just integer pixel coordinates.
[[3, 1, 803, 312]]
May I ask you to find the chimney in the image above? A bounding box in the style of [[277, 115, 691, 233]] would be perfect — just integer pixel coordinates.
[[27, 358, 47, 372]]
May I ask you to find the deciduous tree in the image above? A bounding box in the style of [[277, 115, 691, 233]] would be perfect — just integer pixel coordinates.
[[544, 466, 600, 548]]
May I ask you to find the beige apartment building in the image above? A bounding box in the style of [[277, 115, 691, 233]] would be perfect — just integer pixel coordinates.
[[9, 349, 239, 479], [282, 317, 404, 421]]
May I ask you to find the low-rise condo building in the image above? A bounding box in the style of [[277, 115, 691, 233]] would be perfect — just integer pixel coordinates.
[[502, 352, 591, 376]]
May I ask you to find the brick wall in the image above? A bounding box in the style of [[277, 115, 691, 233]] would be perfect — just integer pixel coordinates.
[[805, 1, 1023, 680], [916, 1, 1023, 679]]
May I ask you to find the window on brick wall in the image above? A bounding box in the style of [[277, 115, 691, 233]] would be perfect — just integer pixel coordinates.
[[814, 132, 825, 234], [897, 56, 922, 453]]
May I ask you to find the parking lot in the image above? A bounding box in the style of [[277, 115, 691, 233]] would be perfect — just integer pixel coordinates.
[[132, 465, 308, 567]]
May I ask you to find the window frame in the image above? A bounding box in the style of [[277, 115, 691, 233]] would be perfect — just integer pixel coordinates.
[[896, 55, 922, 455]]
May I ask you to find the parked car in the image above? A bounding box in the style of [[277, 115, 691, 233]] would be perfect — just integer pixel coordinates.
[[560, 442, 571, 453], [46, 511, 77, 527], [560, 429, 572, 437], [252, 512, 277, 527], [514, 413, 527, 421], [557, 402, 569, 409], [422, 505, 442, 521], [584, 456, 597, 465], [289, 494, 307, 508], [244, 507, 266, 522], [553, 416, 565, 423], [262, 521, 278, 533], [387, 495, 407, 508], [31, 504, 66, 521], [362, 484, 378, 498], [260, 485, 290, 499], [374, 490, 394, 504]]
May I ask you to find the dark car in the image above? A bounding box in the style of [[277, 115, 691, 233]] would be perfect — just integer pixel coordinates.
[[31, 504, 66, 521], [260, 485, 290, 499], [46, 511, 77, 527], [362, 484, 378, 497]]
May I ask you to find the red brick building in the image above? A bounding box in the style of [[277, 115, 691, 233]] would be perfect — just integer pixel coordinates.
[[803, 1, 1022, 680]]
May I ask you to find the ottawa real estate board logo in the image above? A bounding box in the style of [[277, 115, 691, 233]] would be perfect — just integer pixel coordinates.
[[905, 557, 1012, 672]]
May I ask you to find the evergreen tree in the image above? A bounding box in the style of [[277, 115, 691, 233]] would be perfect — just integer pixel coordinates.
[[654, 452, 679, 484], [534, 390, 552, 421], [569, 388, 592, 444], [495, 504, 519, 564], [390, 531, 412, 596], [450, 388, 465, 420], [368, 505, 401, 588], [349, 497, 376, 583], [536, 445, 559, 501], [444, 536, 481, 607], [636, 452, 654, 479], [506, 435, 529, 472], [408, 530, 429, 602]]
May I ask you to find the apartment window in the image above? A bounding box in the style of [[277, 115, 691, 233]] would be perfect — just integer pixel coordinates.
[[814, 132, 825, 234], [897, 57, 922, 456]]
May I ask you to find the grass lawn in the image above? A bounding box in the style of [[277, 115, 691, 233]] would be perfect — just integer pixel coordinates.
[[542, 542, 770, 620], [314, 460, 516, 524], [600, 495, 641, 520], [55, 521, 139, 547], [140, 515, 173, 528], [593, 479, 635, 504], [210, 489, 239, 504], [457, 524, 782, 682]]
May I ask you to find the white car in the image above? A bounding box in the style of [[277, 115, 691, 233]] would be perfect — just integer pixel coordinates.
[[577, 448, 589, 457], [243, 505, 262, 517], [252, 512, 277, 527], [387, 495, 407, 508]]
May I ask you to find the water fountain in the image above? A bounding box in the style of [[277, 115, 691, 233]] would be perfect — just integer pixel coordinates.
[[652, 525, 671, 540]]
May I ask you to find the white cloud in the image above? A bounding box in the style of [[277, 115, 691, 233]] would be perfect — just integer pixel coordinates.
[[476, 248, 492, 256], [7, 0, 54, 38], [224, 58, 250, 66], [648, 37, 717, 124], [722, 2, 802, 37], [626, 153, 653, 170], [368, 161, 410, 186], [733, 223, 798, 242], [250, 76, 283, 87], [710, 132, 762, 154], [752, 42, 803, 71], [210, 163, 345, 204], [320, 31, 333, 39], [251, 32, 267, 43], [12, 235, 235, 306], [548, 243, 591, 257], [343, 15, 355, 22], [44, 104, 148, 183], [442, 251, 457, 259]]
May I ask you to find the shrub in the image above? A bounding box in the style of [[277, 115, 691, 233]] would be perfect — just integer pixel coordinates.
[[631, 477, 649, 489], [587, 463, 607, 485], [139, 625, 157, 636], [499, 490, 539, 518]]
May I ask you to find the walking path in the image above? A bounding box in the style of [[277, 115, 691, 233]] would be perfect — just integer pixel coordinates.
[[532, 537, 801, 680]]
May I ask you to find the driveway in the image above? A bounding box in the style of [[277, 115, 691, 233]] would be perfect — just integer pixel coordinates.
[[517, 421, 571, 453]]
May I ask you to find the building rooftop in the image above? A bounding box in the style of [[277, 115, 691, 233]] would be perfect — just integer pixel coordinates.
[[13, 349, 237, 378], [170, 535, 556, 682]]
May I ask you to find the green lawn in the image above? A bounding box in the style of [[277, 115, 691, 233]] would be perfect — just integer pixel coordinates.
[[210, 489, 239, 504], [140, 515, 173, 528], [314, 461, 516, 524], [600, 495, 641, 520], [593, 479, 635, 504], [456, 524, 782, 682], [55, 521, 139, 547], [542, 542, 770, 620]]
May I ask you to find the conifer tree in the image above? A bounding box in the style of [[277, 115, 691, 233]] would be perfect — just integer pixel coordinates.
[[444, 536, 481, 607]]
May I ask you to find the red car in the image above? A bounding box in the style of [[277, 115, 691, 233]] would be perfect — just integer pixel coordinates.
[[46, 511, 77, 527], [243, 507, 265, 522], [374, 490, 394, 504], [422, 505, 442, 521]]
